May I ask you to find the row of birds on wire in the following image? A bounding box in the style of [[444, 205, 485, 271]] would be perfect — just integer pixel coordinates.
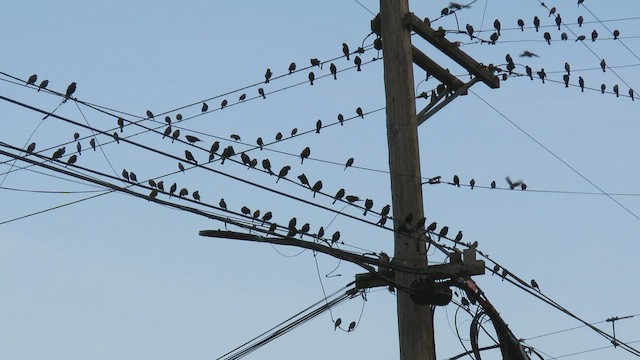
[[425, 175, 528, 191]]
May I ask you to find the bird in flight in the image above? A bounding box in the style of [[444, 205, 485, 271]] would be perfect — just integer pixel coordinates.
[[519, 50, 538, 58]]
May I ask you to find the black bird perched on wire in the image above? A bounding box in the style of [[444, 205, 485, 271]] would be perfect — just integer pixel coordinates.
[[629, 89, 635, 101], [469, 178, 475, 189], [561, 32, 568, 41], [591, 30, 598, 42], [219, 198, 227, 210], [163, 126, 171, 139], [348, 321, 356, 332], [230, 134, 241, 141], [252, 209, 260, 221], [517, 18, 524, 31], [171, 129, 180, 143], [201, 102, 208, 113], [356, 107, 364, 118], [613, 29, 620, 40], [185, 135, 201, 144], [262, 158, 274, 175], [258, 87, 266, 99], [453, 175, 460, 187], [185, 150, 197, 164], [261, 211, 273, 225], [264, 68, 272, 83], [157, 181, 164, 192], [241, 206, 251, 216], [256, 137, 264, 150], [62, 82, 77, 103], [563, 74, 570, 87], [148, 189, 158, 200], [308, 71, 315, 85], [543, 32, 551, 45], [178, 162, 186, 173], [117, 117, 125, 132], [290, 128, 298, 137], [329, 63, 337, 80], [525, 66, 533, 80], [555, 14, 562, 30], [299, 223, 310, 237], [27, 74, 37, 85], [299, 147, 311, 164], [454, 231, 463, 243], [334, 318, 342, 331], [380, 204, 390, 218], [537, 68, 546, 83], [146, 110, 154, 119], [346, 195, 360, 203], [575, 35, 586, 42], [332, 188, 346, 204], [176, 113, 183, 121], [363, 199, 373, 216], [311, 181, 323, 198], [276, 165, 290, 183], [533, 16, 540, 32], [38, 79, 49, 92], [614, 85, 619, 97], [331, 231, 341, 243], [193, 191, 201, 202], [113, 132, 120, 144], [491, 180, 496, 189], [73, 132, 80, 141], [238, 93, 246, 102], [66, 154, 77, 167], [311, 58, 321, 68], [344, 157, 354, 170], [316, 120, 322, 133], [548, 6, 556, 17], [129, 172, 138, 183], [565, 62, 571, 75], [426, 222, 437, 234], [298, 173, 310, 187], [579, 76, 584, 92], [210, 141, 220, 155], [169, 183, 177, 197], [600, 59, 606, 72], [531, 279, 540, 291], [148, 179, 157, 188], [90, 138, 96, 151], [288, 62, 296, 74], [338, 113, 344, 125], [438, 226, 449, 240], [465, 23, 474, 40], [342, 43, 350, 60], [220, 99, 228, 109], [317, 226, 325, 239], [220, 146, 235, 164], [601, 83, 606, 94], [354, 56, 362, 71], [275, 132, 283, 141], [493, 19, 501, 36], [26, 142, 36, 154]]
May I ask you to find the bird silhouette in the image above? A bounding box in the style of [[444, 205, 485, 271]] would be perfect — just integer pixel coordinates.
[[308, 71, 315, 85], [348, 321, 356, 332], [564, 62, 571, 75], [505, 53, 514, 65], [241, 206, 251, 216], [26, 142, 36, 153], [629, 89, 635, 101], [129, 172, 138, 182], [38, 79, 49, 92], [563, 74, 570, 87], [51, 146, 66, 160], [521, 183, 527, 190], [533, 16, 540, 32], [438, 226, 449, 240], [230, 134, 241, 141], [453, 175, 460, 187], [578, 0, 584, 6], [315, 120, 322, 133], [220, 99, 228, 109], [555, 14, 562, 30], [178, 162, 186, 172], [240, 153, 251, 166], [380, 204, 390, 218], [331, 231, 341, 243], [27, 74, 37, 86], [261, 211, 273, 225], [470, 178, 475, 189], [290, 173, 308, 188], [66, 154, 77, 166], [62, 82, 77, 103], [220, 146, 235, 164], [275, 132, 283, 141], [258, 87, 266, 99], [299, 147, 311, 164], [601, 83, 606, 94], [90, 138, 96, 151], [169, 183, 177, 197], [575, 35, 586, 42], [377, 216, 387, 226], [185, 135, 201, 144], [252, 210, 261, 221], [346, 195, 360, 203], [338, 113, 344, 125], [288, 62, 296, 74], [171, 129, 180, 143], [276, 165, 290, 183], [193, 191, 201, 202], [249, 158, 258, 169], [525, 66, 533, 80], [427, 222, 437, 233], [264, 68, 272, 83], [577, 15, 583, 27], [210, 141, 220, 155], [317, 226, 325, 239], [185, 150, 197, 164], [454, 231, 463, 243], [311, 58, 321, 68], [506, 176, 523, 189], [441, 7, 449, 16], [311, 181, 323, 198], [613, 29, 620, 40], [614, 85, 619, 97], [146, 110, 154, 119], [561, 32, 568, 41], [531, 279, 540, 291], [491, 180, 496, 189], [157, 181, 164, 191], [148, 179, 157, 188], [176, 113, 183, 121], [290, 128, 298, 137], [262, 158, 274, 175], [600, 59, 606, 72], [363, 199, 373, 216], [333, 188, 345, 204], [149, 189, 159, 199], [330, 63, 337, 80], [463, 23, 473, 40], [341, 42, 351, 60], [162, 116, 169, 125], [299, 223, 310, 237], [489, 32, 498, 45], [543, 32, 551, 45], [591, 30, 598, 41], [113, 132, 120, 144], [493, 19, 501, 36], [520, 51, 539, 58], [579, 76, 584, 92], [354, 56, 362, 71], [344, 157, 354, 170], [122, 169, 130, 181], [238, 93, 246, 102], [537, 68, 546, 83], [219, 198, 227, 210], [201, 102, 208, 113], [73, 132, 80, 141], [334, 318, 342, 331], [266, 223, 277, 234], [356, 107, 364, 118]]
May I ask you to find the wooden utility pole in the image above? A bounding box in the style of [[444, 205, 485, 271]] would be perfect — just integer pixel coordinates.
[[379, 1, 435, 359]]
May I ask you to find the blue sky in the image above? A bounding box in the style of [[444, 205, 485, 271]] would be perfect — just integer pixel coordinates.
[[2, 1, 640, 359]]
